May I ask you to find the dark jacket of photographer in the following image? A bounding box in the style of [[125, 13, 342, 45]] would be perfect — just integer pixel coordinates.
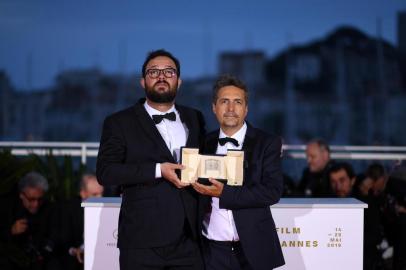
[[1, 198, 54, 269]]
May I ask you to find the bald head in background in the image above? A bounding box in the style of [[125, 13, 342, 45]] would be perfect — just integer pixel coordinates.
[[298, 139, 334, 197], [79, 174, 104, 200], [306, 139, 331, 173]]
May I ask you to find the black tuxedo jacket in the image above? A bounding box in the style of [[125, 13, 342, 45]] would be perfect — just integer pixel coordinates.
[[96, 98, 205, 248], [200, 124, 285, 270]]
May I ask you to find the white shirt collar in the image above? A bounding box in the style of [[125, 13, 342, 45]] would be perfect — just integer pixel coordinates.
[[219, 122, 247, 147], [143, 100, 176, 117]]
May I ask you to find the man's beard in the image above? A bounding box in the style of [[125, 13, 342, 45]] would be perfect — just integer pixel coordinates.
[[145, 80, 178, 103]]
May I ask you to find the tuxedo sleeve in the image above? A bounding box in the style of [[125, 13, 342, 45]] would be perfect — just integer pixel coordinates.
[[96, 115, 155, 186], [219, 136, 283, 210]]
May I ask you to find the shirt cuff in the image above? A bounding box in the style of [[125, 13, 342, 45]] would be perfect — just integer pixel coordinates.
[[155, 163, 162, 178]]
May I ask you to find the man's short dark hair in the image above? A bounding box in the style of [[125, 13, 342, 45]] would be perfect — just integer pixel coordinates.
[[212, 74, 248, 104], [142, 49, 180, 78], [328, 162, 355, 179], [308, 138, 330, 153], [365, 163, 386, 181]]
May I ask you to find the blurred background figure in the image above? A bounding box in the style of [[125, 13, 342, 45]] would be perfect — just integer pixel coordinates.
[[361, 163, 389, 197], [49, 173, 103, 270], [298, 139, 334, 197], [328, 162, 356, 198], [385, 167, 406, 270], [355, 163, 390, 270], [0, 171, 55, 270], [329, 162, 385, 270]]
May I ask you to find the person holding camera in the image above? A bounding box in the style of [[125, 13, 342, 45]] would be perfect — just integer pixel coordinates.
[[2, 172, 54, 270]]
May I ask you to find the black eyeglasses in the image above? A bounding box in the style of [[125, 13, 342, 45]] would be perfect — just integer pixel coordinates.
[[145, 68, 177, 79]]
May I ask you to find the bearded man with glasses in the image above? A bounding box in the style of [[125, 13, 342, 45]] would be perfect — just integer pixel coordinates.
[[97, 49, 206, 270]]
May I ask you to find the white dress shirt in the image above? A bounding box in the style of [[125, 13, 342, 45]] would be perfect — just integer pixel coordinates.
[[202, 122, 247, 241], [144, 101, 188, 178]]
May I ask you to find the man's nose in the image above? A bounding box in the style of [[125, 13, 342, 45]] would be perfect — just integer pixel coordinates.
[[158, 70, 165, 79]]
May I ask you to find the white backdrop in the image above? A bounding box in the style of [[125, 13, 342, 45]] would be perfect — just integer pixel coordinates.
[[83, 198, 366, 270]]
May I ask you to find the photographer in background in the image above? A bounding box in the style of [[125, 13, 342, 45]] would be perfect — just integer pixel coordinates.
[[2, 171, 54, 270], [298, 139, 334, 197], [386, 167, 406, 270], [329, 162, 384, 270], [50, 173, 104, 270]]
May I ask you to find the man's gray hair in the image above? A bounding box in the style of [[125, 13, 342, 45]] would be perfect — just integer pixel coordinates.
[[18, 171, 49, 192]]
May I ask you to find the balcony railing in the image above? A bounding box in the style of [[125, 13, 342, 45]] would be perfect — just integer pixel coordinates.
[[1, 141, 406, 165], [0, 141, 99, 164], [284, 145, 406, 161]]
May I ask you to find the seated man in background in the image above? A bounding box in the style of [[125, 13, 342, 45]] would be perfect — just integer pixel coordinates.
[[51, 173, 104, 270], [328, 162, 356, 198], [385, 166, 406, 270], [1, 171, 54, 270], [329, 162, 384, 270], [364, 163, 388, 197], [298, 139, 334, 197]]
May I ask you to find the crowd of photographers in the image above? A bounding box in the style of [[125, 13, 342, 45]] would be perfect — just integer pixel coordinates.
[[290, 139, 406, 270]]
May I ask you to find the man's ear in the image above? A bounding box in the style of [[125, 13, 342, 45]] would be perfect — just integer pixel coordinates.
[[140, 78, 145, 89], [212, 103, 216, 114], [177, 78, 182, 89]]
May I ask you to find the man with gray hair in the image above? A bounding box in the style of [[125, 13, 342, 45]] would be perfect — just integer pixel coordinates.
[[16, 172, 49, 216], [4, 171, 54, 269]]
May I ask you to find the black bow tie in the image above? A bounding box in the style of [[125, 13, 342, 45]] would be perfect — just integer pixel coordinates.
[[152, 112, 176, 124], [218, 137, 239, 147]]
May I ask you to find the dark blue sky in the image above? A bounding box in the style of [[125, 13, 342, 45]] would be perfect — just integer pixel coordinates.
[[1, 0, 405, 89]]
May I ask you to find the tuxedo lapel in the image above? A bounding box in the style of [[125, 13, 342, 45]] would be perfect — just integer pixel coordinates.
[[241, 124, 256, 164], [133, 99, 175, 162], [176, 105, 193, 147], [203, 130, 220, 155]]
